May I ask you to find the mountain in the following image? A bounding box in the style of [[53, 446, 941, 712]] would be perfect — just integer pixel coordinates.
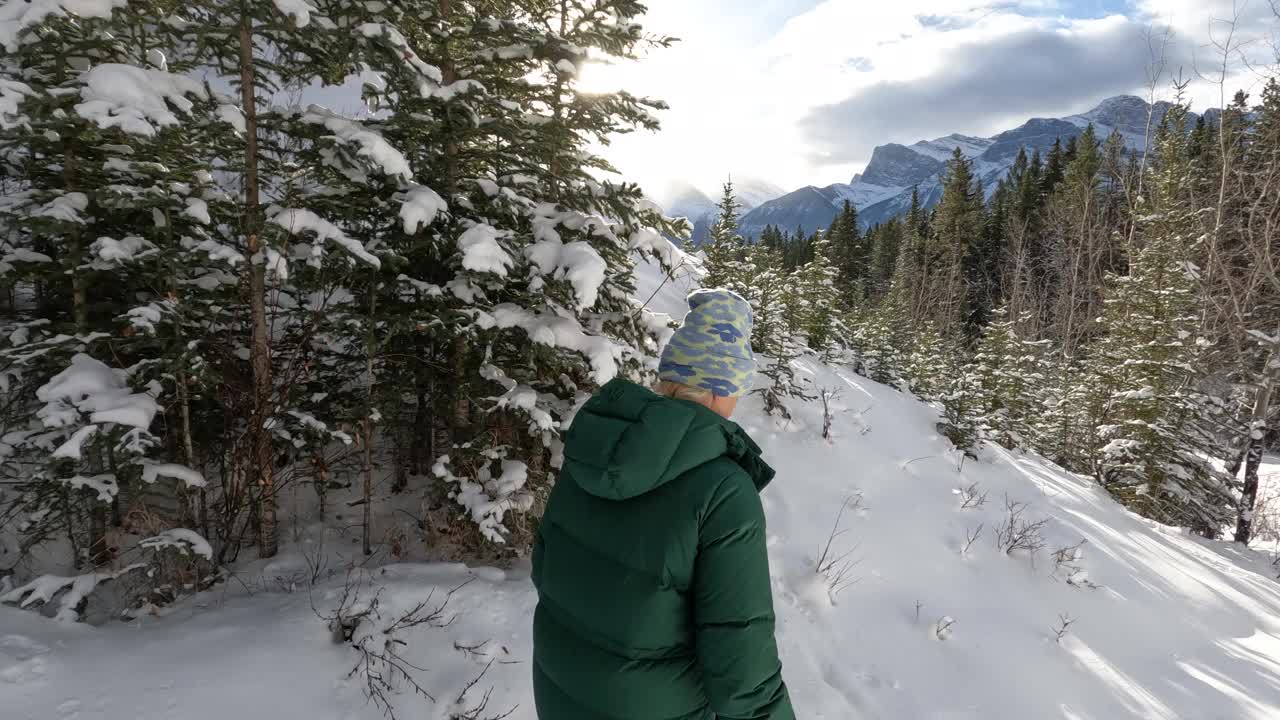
[[736, 95, 1190, 239], [657, 178, 786, 244]]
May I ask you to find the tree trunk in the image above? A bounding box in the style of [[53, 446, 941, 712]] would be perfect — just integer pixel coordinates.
[[411, 365, 434, 476], [1235, 351, 1276, 544], [362, 283, 377, 557], [238, 11, 277, 559]]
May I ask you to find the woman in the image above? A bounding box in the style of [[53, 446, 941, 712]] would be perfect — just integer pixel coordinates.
[[532, 289, 795, 720]]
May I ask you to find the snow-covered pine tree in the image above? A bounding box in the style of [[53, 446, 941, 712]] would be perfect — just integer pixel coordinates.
[[1033, 352, 1088, 465], [702, 179, 743, 290], [745, 244, 809, 417], [794, 234, 846, 360], [0, 0, 220, 563], [0, 1, 222, 580], [938, 365, 982, 455], [902, 320, 954, 401], [1080, 103, 1237, 533], [930, 148, 984, 335], [848, 304, 904, 386], [344, 0, 680, 552], [971, 306, 1049, 449], [867, 217, 902, 299], [827, 199, 867, 306]]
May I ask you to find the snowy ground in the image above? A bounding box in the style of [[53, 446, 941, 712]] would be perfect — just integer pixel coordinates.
[[4, 260, 1280, 720]]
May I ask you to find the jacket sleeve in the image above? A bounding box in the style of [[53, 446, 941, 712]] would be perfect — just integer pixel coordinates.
[[693, 472, 796, 720]]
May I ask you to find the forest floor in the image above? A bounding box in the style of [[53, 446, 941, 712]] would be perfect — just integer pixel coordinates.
[[3, 262, 1280, 720]]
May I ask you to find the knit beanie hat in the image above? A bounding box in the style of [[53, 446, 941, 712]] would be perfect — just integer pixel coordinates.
[[658, 288, 756, 398]]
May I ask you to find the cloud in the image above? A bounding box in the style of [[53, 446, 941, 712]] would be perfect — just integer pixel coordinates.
[[585, 0, 1277, 193], [798, 16, 1179, 165]]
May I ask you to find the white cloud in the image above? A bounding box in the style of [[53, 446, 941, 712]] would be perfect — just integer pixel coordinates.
[[585, 0, 1278, 198]]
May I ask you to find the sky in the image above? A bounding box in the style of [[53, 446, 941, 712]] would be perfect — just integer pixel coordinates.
[[578, 0, 1278, 200]]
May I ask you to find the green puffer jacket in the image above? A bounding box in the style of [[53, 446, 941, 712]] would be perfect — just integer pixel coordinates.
[[532, 378, 794, 720]]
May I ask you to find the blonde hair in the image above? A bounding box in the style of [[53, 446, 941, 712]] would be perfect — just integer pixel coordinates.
[[653, 380, 715, 406]]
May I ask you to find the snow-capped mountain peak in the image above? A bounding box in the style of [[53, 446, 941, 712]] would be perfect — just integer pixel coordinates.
[[732, 95, 1202, 239]]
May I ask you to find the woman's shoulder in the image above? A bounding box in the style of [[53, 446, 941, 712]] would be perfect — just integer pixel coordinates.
[[678, 457, 764, 531]]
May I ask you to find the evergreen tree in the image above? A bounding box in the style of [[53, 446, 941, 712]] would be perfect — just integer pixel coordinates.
[[744, 246, 810, 417], [1042, 137, 1066, 195], [972, 306, 1049, 449], [827, 200, 868, 306], [868, 218, 903, 298], [930, 148, 984, 334], [794, 235, 846, 359], [702, 179, 744, 289], [1079, 104, 1236, 533], [1052, 123, 1110, 352]]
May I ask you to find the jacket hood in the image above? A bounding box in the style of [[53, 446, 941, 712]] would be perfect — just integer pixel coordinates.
[[561, 378, 775, 501]]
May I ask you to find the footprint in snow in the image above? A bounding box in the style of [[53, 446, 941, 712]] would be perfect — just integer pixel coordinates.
[[0, 634, 50, 685], [820, 662, 875, 716]]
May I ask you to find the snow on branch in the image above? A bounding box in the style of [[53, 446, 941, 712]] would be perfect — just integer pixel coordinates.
[[65, 473, 119, 501], [296, 105, 411, 180], [433, 455, 533, 544], [141, 461, 207, 488], [138, 528, 213, 560], [1, 565, 144, 623], [37, 353, 159, 430], [399, 185, 447, 234], [51, 424, 98, 459], [458, 223, 514, 276], [0, 0, 129, 53], [34, 192, 88, 224], [358, 22, 484, 100], [0, 77, 34, 128], [272, 0, 317, 27], [75, 63, 207, 137], [268, 208, 381, 269], [476, 304, 622, 385], [525, 236, 607, 310], [480, 364, 556, 434]]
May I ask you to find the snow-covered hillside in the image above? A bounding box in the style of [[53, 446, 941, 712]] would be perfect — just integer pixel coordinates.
[[4, 261, 1280, 720]]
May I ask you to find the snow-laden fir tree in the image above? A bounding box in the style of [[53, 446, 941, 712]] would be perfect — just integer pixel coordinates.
[[744, 245, 810, 417], [793, 234, 847, 360], [0, 1, 226, 582], [971, 306, 1051, 450], [849, 305, 905, 386], [0, 0, 686, 599], [702, 179, 743, 290], [1078, 103, 1237, 533]]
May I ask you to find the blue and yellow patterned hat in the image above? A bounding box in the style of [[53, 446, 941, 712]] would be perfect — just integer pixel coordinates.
[[658, 288, 756, 398]]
